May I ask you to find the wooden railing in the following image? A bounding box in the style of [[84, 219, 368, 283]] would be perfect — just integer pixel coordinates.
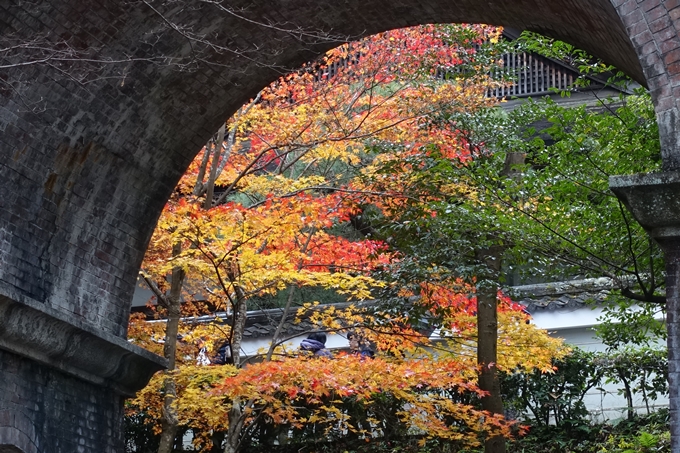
[[489, 51, 577, 98], [308, 45, 583, 99]]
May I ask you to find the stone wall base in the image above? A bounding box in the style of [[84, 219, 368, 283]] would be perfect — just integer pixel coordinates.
[[0, 349, 124, 453]]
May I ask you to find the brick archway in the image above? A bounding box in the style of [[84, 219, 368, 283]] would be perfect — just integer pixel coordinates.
[[0, 425, 39, 453], [2, 0, 680, 451], [0, 0, 647, 341]]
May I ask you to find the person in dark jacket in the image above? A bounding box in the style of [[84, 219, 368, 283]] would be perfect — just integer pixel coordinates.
[[300, 332, 333, 358], [347, 331, 375, 358]]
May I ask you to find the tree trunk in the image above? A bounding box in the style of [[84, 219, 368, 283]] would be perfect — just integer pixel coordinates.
[[226, 257, 247, 368], [204, 123, 227, 209], [224, 400, 245, 453], [223, 260, 248, 453], [221, 230, 316, 453], [157, 377, 178, 453], [476, 246, 506, 453], [472, 152, 523, 453], [619, 372, 634, 420], [157, 243, 186, 453], [477, 281, 503, 417], [193, 140, 214, 196]]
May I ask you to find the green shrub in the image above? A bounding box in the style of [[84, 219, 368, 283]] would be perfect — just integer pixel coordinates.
[[501, 348, 604, 427]]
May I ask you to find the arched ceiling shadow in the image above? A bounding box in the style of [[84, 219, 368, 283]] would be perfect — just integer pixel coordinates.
[[129, 0, 641, 185], [0, 0, 645, 336]]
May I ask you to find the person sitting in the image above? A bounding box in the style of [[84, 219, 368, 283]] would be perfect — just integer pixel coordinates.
[[211, 339, 233, 365], [299, 332, 333, 358], [196, 336, 212, 366], [347, 331, 375, 358]]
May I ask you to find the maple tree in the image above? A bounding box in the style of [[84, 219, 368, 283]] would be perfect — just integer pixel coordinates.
[[127, 24, 569, 453], [130, 283, 567, 452], [138, 189, 391, 452]]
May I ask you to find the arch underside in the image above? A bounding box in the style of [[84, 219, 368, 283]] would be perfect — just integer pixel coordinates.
[[0, 0, 642, 338]]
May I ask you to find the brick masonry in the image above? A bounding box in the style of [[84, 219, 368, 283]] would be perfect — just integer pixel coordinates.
[[610, 172, 680, 452], [0, 348, 124, 453], [613, 0, 680, 171], [0, 0, 679, 451], [0, 0, 645, 340]]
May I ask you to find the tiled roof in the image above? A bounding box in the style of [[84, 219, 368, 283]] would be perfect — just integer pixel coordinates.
[[508, 277, 618, 313], [241, 301, 378, 339], [205, 278, 621, 338]]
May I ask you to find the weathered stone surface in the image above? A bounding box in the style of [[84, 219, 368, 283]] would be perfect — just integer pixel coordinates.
[[666, 240, 680, 451], [610, 171, 680, 240], [0, 281, 166, 396], [610, 171, 680, 451], [0, 348, 124, 453]]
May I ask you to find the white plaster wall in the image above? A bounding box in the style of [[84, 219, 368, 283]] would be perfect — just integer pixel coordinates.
[[532, 307, 668, 422], [241, 332, 350, 357]]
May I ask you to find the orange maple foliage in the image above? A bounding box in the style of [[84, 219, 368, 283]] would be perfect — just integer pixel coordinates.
[[132, 356, 522, 451], [176, 25, 505, 204], [144, 193, 390, 308], [301, 283, 567, 369], [128, 23, 565, 453], [218, 355, 516, 438]]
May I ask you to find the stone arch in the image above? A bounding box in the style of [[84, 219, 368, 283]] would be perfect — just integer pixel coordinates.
[[0, 0, 652, 340], [0, 426, 39, 453], [3, 0, 680, 451]]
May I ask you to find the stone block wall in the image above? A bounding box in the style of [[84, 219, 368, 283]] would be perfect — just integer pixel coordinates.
[[0, 349, 124, 453]]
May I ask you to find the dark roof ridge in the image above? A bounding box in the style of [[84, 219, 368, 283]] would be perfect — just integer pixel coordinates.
[[245, 300, 378, 324], [508, 277, 617, 298]]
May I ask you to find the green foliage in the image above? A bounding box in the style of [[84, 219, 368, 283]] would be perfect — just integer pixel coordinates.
[[599, 347, 668, 420], [506, 409, 670, 453], [595, 298, 666, 350], [515, 31, 634, 93], [374, 91, 663, 281], [370, 94, 665, 339], [493, 94, 661, 285], [495, 348, 669, 453], [364, 93, 666, 359], [596, 415, 671, 453], [501, 345, 668, 427], [502, 348, 604, 427]]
